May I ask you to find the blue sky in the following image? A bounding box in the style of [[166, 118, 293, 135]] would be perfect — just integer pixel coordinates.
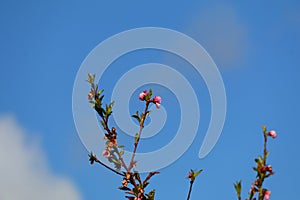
[[0, 1, 299, 199]]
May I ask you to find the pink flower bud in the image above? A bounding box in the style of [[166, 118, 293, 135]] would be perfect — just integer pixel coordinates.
[[268, 130, 277, 138], [263, 190, 271, 200], [88, 92, 93, 101], [139, 90, 148, 101], [153, 96, 162, 108], [187, 172, 193, 179], [153, 96, 162, 104], [266, 165, 273, 173]]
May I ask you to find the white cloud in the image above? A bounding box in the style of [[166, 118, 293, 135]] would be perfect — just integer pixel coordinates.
[[186, 4, 247, 68], [0, 115, 82, 200]]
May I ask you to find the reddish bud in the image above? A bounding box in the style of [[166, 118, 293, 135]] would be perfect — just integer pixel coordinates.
[[266, 165, 273, 173]]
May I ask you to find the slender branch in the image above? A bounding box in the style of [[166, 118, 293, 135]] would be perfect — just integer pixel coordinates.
[[91, 155, 124, 177], [186, 180, 194, 200], [263, 134, 268, 166], [129, 101, 150, 170], [258, 135, 268, 200]]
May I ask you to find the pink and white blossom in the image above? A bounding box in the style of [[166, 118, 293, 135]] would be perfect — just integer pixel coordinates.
[[263, 190, 271, 200], [268, 130, 277, 138], [139, 90, 148, 101], [152, 96, 162, 108]]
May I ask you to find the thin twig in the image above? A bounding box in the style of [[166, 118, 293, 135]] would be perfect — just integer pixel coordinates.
[[93, 156, 124, 177], [129, 101, 150, 170], [186, 180, 194, 200], [258, 135, 268, 200]]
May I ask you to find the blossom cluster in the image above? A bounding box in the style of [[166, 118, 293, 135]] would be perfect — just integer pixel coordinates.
[[86, 73, 277, 200], [139, 90, 162, 108], [235, 127, 277, 200]]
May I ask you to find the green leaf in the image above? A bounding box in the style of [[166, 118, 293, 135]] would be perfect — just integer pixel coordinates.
[[262, 125, 267, 133], [234, 180, 242, 197], [193, 169, 203, 178], [143, 181, 149, 189], [145, 110, 151, 118], [134, 133, 139, 143], [99, 95, 104, 102], [131, 115, 141, 123], [120, 149, 124, 156], [87, 73, 95, 84], [133, 171, 141, 182], [118, 186, 131, 191], [98, 89, 104, 96], [105, 101, 114, 117], [146, 189, 156, 200], [149, 89, 153, 97], [132, 111, 141, 123], [144, 89, 153, 101]]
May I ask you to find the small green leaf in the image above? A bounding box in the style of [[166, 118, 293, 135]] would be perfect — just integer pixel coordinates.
[[146, 189, 156, 200], [234, 180, 242, 197], [131, 115, 140, 123], [144, 89, 153, 101], [132, 111, 141, 123], [134, 133, 139, 143], [149, 89, 153, 97], [262, 125, 267, 133], [99, 95, 104, 102], [143, 182, 149, 188], [193, 169, 203, 178], [133, 171, 141, 182], [98, 89, 104, 96], [118, 186, 131, 191], [105, 102, 114, 117], [87, 73, 95, 84], [120, 149, 124, 156]]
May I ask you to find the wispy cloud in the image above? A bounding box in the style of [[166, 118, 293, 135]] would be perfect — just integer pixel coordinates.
[[186, 4, 247, 68], [0, 115, 82, 200]]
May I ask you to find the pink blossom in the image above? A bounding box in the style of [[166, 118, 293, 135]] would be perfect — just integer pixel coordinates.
[[88, 92, 93, 101], [152, 96, 162, 108], [102, 149, 110, 158], [268, 130, 277, 138], [263, 190, 271, 200], [139, 90, 148, 101]]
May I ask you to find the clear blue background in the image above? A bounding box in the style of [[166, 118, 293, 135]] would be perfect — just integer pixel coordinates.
[[0, 1, 299, 199]]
